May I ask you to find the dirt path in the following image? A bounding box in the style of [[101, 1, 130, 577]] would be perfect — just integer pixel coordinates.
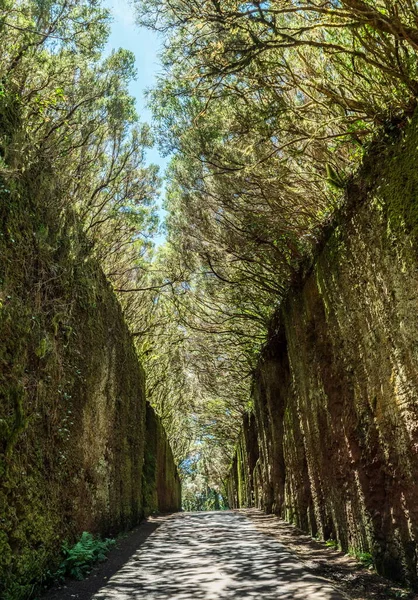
[[243, 510, 415, 600], [41, 516, 169, 600], [90, 511, 347, 599], [42, 509, 416, 600]]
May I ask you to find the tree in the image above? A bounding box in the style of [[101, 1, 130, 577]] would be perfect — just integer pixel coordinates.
[[133, 0, 418, 499], [0, 0, 160, 291]]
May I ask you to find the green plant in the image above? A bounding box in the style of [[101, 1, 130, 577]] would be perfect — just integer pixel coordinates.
[[392, 591, 410, 599], [57, 532, 116, 581], [348, 548, 374, 568], [358, 552, 374, 568], [325, 539, 339, 549]]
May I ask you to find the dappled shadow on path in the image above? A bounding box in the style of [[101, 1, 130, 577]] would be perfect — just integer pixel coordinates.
[[244, 509, 418, 600], [92, 511, 346, 599]]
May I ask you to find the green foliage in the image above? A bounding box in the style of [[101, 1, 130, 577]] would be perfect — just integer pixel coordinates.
[[0, 0, 159, 288], [392, 591, 411, 599], [56, 532, 116, 581], [133, 0, 418, 503], [0, 1, 159, 594], [3, 0, 418, 591], [180, 447, 229, 511], [348, 548, 374, 569], [182, 486, 227, 512], [325, 164, 347, 191]]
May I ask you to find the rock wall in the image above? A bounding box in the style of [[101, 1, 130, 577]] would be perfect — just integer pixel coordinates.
[[0, 169, 180, 599], [228, 113, 418, 588], [142, 403, 182, 516]]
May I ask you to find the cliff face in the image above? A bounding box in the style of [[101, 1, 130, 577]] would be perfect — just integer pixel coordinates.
[[228, 114, 418, 588], [143, 403, 182, 516], [0, 170, 180, 598]]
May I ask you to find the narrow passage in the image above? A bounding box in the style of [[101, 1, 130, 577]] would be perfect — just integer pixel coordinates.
[[93, 511, 347, 599]]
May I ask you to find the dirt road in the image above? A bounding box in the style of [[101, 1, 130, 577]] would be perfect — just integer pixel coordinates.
[[91, 511, 346, 599]]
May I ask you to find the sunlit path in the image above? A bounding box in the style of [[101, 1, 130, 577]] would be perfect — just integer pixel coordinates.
[[92, 511, 347, 600]]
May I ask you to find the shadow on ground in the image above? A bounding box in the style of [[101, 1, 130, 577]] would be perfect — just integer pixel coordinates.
[[41, 518, 166, 600], [92, 511, 346, 599], [244, 509, 417, 600]]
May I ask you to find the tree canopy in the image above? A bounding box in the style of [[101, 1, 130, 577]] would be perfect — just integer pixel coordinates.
[[4, 0, 418, 506], [133, 0, 418, 501]]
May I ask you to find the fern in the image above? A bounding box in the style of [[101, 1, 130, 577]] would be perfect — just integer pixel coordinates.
[[57, 532, 116, 581]]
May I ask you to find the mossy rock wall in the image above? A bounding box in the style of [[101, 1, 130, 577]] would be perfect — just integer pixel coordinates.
[[0, 168, 179, 598], [228, 112, 418, 588], [143, 403, 181, 516]]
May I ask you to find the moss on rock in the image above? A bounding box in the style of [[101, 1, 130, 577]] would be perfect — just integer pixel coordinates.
[[227, 110, 418, 589], [0, 165, 180, 598], [142, 403, 181, 516]]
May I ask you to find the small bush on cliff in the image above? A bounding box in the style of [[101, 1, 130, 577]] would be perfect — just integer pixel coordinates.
[[57, 532, 116, 581]]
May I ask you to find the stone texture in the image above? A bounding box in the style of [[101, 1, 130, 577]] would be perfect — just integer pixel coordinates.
[[143, 402, 182, 515], [0, 172, 180, 597], [228, 114, 418, 588]]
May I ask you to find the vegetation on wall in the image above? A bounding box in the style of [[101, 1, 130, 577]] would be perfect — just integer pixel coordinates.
[[142, 403, 181, 516], [0, 2, 180, 598], [133, 0, 418, 498], [227, 112, 418, 586], [4, 0, 418, 593]]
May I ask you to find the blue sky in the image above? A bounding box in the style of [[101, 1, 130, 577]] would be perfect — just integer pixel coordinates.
[[103, 0, 168, 244]]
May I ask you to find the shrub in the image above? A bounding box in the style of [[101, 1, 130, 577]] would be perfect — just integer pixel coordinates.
[[57, 532, 116, 581], [348, 547, 374, 569]]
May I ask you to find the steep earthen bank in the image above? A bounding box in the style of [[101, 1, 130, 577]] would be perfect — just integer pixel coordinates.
[[0, 171, 180, 598], [227, 113, 418, 588], [143, 403, 182, 515]]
